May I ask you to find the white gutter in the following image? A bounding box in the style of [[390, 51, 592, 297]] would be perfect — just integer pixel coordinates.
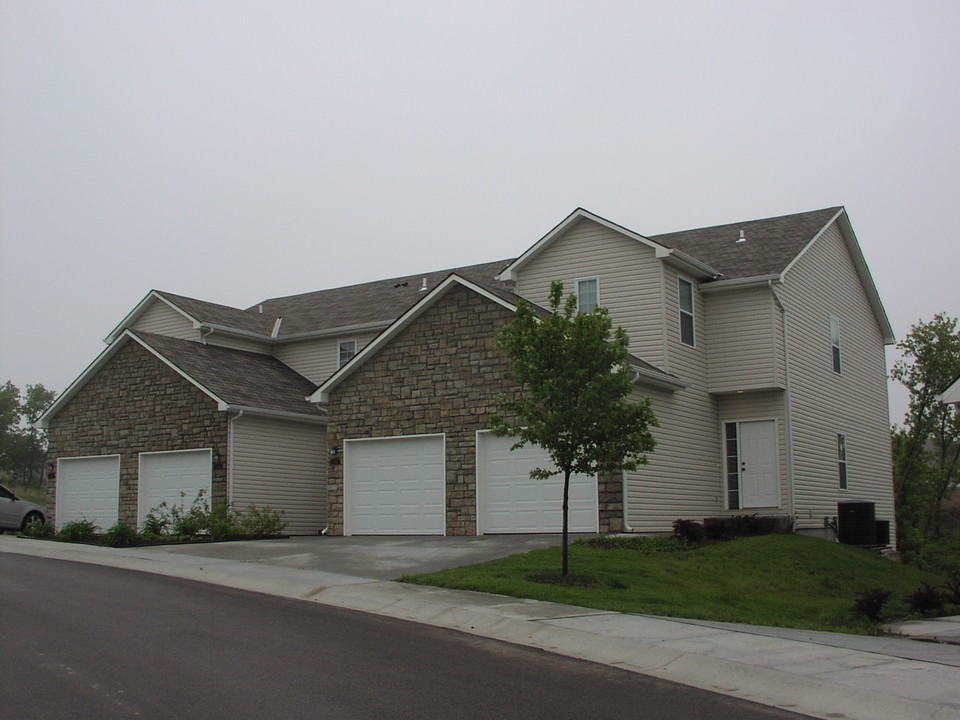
[[699, 275, 782, 293], [218, 404, 328, 425], [769, 281, 796, 519]]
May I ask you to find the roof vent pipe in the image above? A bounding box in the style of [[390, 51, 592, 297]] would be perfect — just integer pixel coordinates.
[[258, 304, 263, 314], [420, 277, 428, 292], [737, 230, 746, 243]]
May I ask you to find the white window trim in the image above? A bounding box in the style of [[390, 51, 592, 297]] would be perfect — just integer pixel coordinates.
[[678, 277, 696, 347], [575, 276, 600, 313], [338, 338, 357, 368], [830, 316, 842, 375], [837, 432, 848, 490]]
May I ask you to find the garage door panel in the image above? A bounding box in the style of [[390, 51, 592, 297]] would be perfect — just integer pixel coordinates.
[[56, 456, 120, 530], [345, 435, 445, 535], [138, 450, 212, 527], [478, 433, 598, 534]]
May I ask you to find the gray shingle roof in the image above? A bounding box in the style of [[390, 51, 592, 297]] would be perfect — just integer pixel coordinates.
[[651, 207, 842, 280], [255, 259, 515, 337], [154, 291, 276, 335], [132, 331, 322, 417]]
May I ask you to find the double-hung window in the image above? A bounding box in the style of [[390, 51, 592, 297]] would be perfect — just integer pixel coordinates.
[[830, 316, 842, 374], [837, 433, 848, 489], [338, 339, 357, 368], [576, 277, 599, 314], [679, 278, 695, 347]]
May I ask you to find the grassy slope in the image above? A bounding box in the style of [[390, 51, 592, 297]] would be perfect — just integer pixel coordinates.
[[405, 535, 947, 633]]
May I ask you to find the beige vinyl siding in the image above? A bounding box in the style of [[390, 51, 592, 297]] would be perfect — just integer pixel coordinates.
[[205, 334, 272, 354], [705, 286, 786, 393], [230, 414, 326, 535], [777, 222, 894, 539], [717, 391, 788, 512], [625, 386, 722, 532], [132, 301, 196, 340], [275, 331, 381, 384], [515, 217, 667, 367], [625, 266, 721, 532]]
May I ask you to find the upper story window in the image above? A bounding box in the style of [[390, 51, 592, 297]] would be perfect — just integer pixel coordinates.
[[338, 339, 357, 368], [830, 316, 842, 374], [837, 433, 848, 489], [678, 278, 695, 347], [576, 277, 599, 313]]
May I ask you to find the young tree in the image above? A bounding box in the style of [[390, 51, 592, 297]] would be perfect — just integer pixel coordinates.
[[491, 281, 657, 576], [891, 314, 960, 547]]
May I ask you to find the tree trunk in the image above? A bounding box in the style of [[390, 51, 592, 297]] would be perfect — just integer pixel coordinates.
[[562, 469, 570, 577]]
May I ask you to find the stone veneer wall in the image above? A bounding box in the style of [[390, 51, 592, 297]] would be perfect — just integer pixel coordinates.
[[46, 341, 229, 526], [323, 284, 624, 535]]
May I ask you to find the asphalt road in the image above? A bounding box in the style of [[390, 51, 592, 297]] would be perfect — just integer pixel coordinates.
[[1, 555, 808, 720]]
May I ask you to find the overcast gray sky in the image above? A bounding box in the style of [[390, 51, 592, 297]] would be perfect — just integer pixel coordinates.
[[2, 0, 958, 424]]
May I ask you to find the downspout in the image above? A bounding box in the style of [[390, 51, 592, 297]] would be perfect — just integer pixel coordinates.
[[769, 281, 796, 520], [228, 410, 244, 505], [621, 470, 633, 532], [200, 326, 215, 345]]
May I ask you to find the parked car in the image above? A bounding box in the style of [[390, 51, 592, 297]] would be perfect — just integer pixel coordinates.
[[0, 482, 50, 533]]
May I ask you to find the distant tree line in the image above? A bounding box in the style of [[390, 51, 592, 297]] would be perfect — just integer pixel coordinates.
[[0, 381, 56, 488], [891, 313, 960, 554]]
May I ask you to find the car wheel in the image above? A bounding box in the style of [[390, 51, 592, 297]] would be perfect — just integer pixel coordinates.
[[21, 512, 43, 533]]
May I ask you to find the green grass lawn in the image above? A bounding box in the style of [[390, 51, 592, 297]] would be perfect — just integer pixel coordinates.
[[404, 534, 950, 634]]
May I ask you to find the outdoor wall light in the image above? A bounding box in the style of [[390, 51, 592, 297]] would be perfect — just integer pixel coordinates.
[[329, 446, 341, 466], [46, 461, 56, 480]]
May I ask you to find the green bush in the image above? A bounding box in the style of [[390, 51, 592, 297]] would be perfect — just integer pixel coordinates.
[[103, 522, 139, 547], [141, 505, 170, 537], [58, 519, 98, 542], [906, 582, 945, 616], [24, 520, 56, 539], [238, 505, 286, 537], [852, 587, 893, 622], [672, 518, 706, 543], [206, 502, 241, 540]]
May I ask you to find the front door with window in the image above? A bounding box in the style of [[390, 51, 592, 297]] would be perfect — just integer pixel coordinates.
[[726, 420, 779, 509]]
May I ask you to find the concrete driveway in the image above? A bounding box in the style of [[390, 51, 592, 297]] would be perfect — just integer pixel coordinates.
[[136, 534, 571, 580]]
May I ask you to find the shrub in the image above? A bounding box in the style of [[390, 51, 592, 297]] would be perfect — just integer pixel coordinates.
[[141, 505, 170, 537], [24, 520, 56, 539], [703, 514, 792, 540], [942, 575, 960, 608], [906, 582, 945, 616], [852, 587, 893, 622], [238, 505, 286, 537], [168, 490, 211, 537], [58, 519, 98, 542], [103, 522, 139, 548], [206, 502, 241, 541], [672, 518, 706, 543]]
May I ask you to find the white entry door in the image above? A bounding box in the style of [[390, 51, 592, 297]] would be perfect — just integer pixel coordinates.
[[739, 421, 779, 508]]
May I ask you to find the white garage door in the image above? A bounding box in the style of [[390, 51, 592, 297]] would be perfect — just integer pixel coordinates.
[[138, 449, 212, 526], [56, 455, 120, 530], [477, 433, 598, 534], [344, 435, 445, 536]]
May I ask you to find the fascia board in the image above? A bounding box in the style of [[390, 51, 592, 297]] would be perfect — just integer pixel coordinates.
[[311, 274, 517, 403], [632, 366, 687, 391], [782, 208, 895, 345], [40, 329, 228, 427], [272, 320, 393, 344], [103, 291, 198, 344], [699, 275, 782, 293], [656, 248, 722, 280], [126, 332, 230, 408], [195, 323, 273, 342], [940, 376, 960, 405], [222, 405, 328, 424], [38, 335, 133, 427], [498, 208, 664, 281]]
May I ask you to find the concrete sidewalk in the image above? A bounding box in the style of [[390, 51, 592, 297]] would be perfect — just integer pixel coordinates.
[[3, 535, 959, 720]]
